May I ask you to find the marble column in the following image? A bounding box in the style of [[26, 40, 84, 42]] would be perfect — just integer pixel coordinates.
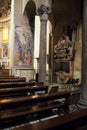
[[78, 0, 87, 109], [37, 5, 51, 84]]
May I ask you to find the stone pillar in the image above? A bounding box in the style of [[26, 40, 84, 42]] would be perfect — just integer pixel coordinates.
[[78, 0, 87, 109], [37, 5, 51, 84], [9, 0, 15, 68]]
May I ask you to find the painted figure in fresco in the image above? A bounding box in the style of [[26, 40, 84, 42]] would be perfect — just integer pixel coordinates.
[[14, 25, 33, 67], [14, 13, 33, 67], [14, 31, 22, 65]]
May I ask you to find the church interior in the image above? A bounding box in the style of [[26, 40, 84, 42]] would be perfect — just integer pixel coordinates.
[[0, 0, 87, 130]]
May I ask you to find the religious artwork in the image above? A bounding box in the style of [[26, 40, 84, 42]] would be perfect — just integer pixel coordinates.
[[2, 61, 9, 68], [14, 25, 33, 67], [54, 35, 75, 83], [54, 35, 75, 60], [14, 12, 34, 68], [2, 44, 8, 58]]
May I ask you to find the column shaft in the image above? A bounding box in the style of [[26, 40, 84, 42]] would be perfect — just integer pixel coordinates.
[[78, 0, 87, 108], [38, 18, 47, 83], [37, 5, 51, 84]]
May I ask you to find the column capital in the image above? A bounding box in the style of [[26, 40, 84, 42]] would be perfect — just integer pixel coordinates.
[[36, 4, 51, 21]]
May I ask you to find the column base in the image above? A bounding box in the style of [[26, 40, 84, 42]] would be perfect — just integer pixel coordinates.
[[78, 98, 87, 109]]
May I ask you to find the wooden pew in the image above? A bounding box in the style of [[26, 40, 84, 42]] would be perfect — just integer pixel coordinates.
[[0, 77, 26, 83], [0, 75, 15, 79], [0, 81, 35, 88], [0, 91, 70, 129], [0, 85, 48, 98], [12, 108, 87, 130]]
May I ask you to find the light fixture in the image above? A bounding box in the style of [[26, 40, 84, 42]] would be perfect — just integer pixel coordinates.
[[2, 27, 9, 42]]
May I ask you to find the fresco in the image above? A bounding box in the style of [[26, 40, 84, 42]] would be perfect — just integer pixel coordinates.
[[14, 16, 33, 67], [14, 26, 33, 67]]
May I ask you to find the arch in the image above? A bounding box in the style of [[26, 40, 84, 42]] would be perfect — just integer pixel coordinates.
[[23, 0, 36, 34]]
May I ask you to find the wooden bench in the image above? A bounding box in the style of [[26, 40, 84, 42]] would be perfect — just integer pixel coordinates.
[[0, 85, 48, 98], [0, 81, 36, 88], [0, 75, 15, 78], [12, 108, 87, 130], [0, 91, 70, 129], [0, 77, 26, 83]]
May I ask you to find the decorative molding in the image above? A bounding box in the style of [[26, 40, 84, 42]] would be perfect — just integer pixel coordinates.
[[0, 16, 10, 23], [36, 4, 51, 18], [0, 0, 11, 19]]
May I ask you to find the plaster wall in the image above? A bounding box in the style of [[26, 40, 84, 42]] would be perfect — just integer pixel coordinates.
[[14, 0, 23, 26], [12, 0, 34, 80]]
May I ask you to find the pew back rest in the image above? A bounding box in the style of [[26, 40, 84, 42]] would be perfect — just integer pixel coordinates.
[[0, 81, 36, 88], [0, 91, 71, 129], [0, 85, 48, 98], [0, 77, 26, 83], [0, 91, 70, 111]]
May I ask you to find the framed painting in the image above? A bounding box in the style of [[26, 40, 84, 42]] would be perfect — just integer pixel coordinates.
[[2, 44, 8, 58]]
